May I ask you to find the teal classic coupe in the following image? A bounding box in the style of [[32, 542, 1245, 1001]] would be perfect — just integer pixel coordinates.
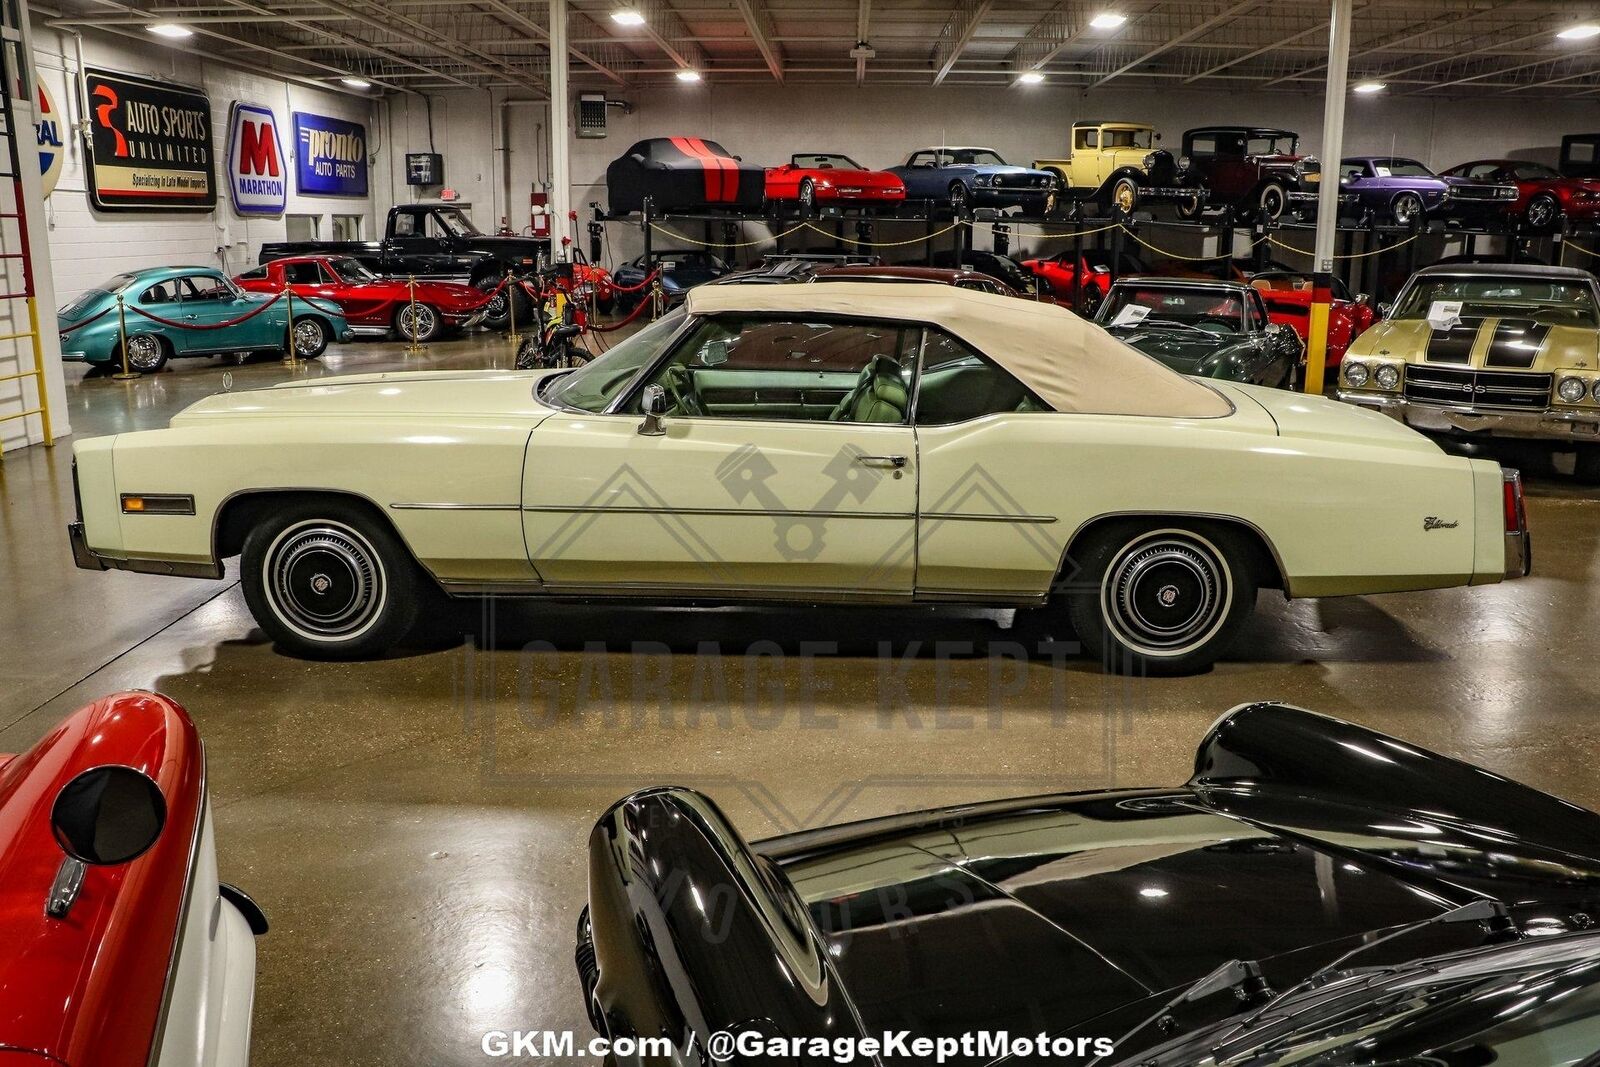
[[58, 265, 351, 373]]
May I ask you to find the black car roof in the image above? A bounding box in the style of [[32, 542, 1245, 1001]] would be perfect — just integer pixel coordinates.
[[1114, 276, 1253, 292], [1185, 126, 1296, 138]]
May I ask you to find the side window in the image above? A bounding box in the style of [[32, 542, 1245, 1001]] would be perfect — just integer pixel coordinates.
[[1189, 136, 1217, 157], [639, 315, 918, 424], [1075, 129, 1097, 150], [180, 275, 231, 301], [1247, 291, 1269, 330], [282, 262, 323, 286], [238, 266, 267, 282], [392, 213, 418, 237], [139, 281, 177, 304], [909, 152, 935, 168], [915, 330, 1048, 426], [318, 263, 342, 285]]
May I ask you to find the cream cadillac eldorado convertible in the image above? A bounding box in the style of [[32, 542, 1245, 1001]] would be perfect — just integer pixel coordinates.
[[68, 281, 1530, 675]]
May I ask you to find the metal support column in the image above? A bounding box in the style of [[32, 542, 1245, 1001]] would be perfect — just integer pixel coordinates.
[[548, 0, 572, 261], [1305, 0, 1353, 396]]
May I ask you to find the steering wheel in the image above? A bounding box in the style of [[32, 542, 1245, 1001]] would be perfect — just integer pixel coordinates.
[[662, 366, 708, 417], [1191, 315, 1240, 332]]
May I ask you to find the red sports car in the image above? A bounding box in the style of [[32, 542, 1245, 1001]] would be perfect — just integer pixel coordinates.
[[1439, 158, 1600, 231], [1022, 248, 1149, 314], [765, 153, 906, 209], [237, 254, 490, 342], [1246, 270, 1377, 368], [0, 692, 264, 1067]]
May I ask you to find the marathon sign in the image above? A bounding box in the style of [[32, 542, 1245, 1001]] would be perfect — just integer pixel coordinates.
[[82, 68, 216, 211], [227, 102, 286, 216], [293, 112, 368, 198]]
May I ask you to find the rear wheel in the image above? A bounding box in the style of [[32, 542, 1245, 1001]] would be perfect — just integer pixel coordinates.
[[121, 333, 168, 373], [290, 317, 329, 359], [394, 302, 441, 343], [948, 181, 970, 216], [1064, 522, 1257, 676], [240, 499, 423, 658]]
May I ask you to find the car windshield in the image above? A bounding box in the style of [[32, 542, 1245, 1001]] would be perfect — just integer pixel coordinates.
[[1392, 276, 1599, 327], [434, 208, 481, 237], [940, 149, 1007, 166], [651, 251, 727, 272], [542, 310, 686, 412], [1368, 157, 1434, 178], [1100, 285, 1245, 334], [332, 258, 379, 282], [793, 153, 861, 169], [1102, 128, 1154, 150], [1246, 134, 1297, 155]]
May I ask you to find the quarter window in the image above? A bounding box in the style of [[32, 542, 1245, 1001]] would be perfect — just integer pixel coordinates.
[[915, 330, 1048, 426]]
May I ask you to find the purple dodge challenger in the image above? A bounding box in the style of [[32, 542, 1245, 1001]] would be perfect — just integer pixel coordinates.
[[1333, 156, 1517, 225]]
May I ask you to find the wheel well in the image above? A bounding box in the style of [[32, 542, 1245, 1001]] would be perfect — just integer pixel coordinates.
[[1057, 514, 1285, 593], [1042, 166, 1069, 185], [214, 489, 409, 562]]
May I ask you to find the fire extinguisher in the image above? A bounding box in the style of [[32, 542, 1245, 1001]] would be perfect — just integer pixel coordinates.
[[531, 190, 550, 239]]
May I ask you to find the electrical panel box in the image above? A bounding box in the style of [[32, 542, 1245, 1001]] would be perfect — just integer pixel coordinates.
[[406, 152, 444, 186], [577, 94, 608, 139]]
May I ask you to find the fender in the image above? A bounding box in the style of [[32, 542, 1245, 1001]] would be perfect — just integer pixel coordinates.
[[582, 788, 867, 1063], [1190, 702, 1600, 891]]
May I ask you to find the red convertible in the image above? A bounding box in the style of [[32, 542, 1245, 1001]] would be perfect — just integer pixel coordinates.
[[1439, 158, 1600, 232], [1022, 248, 1149, 313], [0, 691, 263, 1067], [764, 153, 906, 209], [1246, 270, 1376, 368], [237, 254, 490, 342]]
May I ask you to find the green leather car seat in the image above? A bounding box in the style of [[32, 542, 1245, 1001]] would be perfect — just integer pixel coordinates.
[[829, 355, 908, 423]]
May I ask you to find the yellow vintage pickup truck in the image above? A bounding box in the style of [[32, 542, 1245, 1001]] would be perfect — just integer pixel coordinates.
[[1034, 120, 1189, 214]]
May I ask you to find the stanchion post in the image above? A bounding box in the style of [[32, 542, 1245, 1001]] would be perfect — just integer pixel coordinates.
[[406, 276, 423, 355], [281, 289, 299, 367], [650, 275, 663, 321], [111, 294, 139, 381], [505, 272, 520, 349], [1072, 223, 1085, 316]]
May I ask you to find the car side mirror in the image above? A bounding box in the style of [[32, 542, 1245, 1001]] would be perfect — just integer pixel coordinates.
[[1154, 133, 1162, 142], [46, 764, 166, 920], [1355, 292, 1372, 306], [639, 383, 668, 436]]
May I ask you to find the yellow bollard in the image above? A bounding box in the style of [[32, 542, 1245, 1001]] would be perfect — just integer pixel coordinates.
[[281, 289, 299, 367], [111, 294, 139, 381], [405, 275, 423, 355]]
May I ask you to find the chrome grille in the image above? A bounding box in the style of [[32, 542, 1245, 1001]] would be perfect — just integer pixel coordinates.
[[995, 173, 1049, 188], [1404, 365, 1552, 410]]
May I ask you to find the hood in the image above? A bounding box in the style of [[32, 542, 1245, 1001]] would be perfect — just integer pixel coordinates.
[[169, 369, 559, 424], [1350, 315, 1600, 373], [811, 168, 899, 186]]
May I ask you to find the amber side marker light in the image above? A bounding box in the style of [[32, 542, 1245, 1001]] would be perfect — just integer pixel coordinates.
[[120, 494, 196, 516]]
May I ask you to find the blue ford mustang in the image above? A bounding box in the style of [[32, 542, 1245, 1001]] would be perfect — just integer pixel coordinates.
[[888, 146, 1056, 214], [58, 265, 351, 373]]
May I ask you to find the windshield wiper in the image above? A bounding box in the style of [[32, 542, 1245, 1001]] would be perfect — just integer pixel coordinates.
[[1216, 898, 1516, 1044], [1085, 958, 1271, 1067]]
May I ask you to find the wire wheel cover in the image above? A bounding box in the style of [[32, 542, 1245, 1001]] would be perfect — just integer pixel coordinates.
[[126, 335, 162, 370], [264, 522, 385, 639], [1102, 532, 1232, 656], [293, 319, 325, 353]]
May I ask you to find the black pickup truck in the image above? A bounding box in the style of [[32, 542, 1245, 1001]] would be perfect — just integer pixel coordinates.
[[259, 205, 547, 326]]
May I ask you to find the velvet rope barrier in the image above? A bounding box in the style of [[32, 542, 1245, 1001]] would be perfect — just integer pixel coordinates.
[[124, 289, 287, 330]]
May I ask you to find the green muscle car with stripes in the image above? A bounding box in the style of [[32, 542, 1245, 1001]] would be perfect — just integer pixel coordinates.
[[1339, 262, 1600, 480]]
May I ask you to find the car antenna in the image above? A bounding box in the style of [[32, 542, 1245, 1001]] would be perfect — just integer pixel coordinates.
[[1219, 897, 1516, 1044], [1084, 958, 1270, 1067]]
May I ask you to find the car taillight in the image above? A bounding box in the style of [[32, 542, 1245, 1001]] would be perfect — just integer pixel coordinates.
[[1503, 469, 1526, 534]]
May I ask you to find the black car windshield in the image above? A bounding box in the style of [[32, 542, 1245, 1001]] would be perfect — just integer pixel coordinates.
[[1246, 134, 1297, 155], [793, 153, 862, 169], [542, 310, 686, 412], [1100, 285, 1245, 334], [1367, 157, 1434, 178], [940, 149, 1007, 166], [1392, 276, 1599, 327], [331, 258, 379, 283]]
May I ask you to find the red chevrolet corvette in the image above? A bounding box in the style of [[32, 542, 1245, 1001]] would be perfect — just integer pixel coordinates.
[[1022, 248, 1149, 314], [1439, 158, 1600, 231], [237, 254, 490, 342], [0, 692, 263, 1066], [765, 153, 906, 208], [1246, 270, 1376, 368]]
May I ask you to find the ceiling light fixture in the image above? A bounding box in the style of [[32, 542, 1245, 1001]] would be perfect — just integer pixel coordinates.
[[1089, 13, 1127, 29], [341, 77, 372, 89], [675, 69, 702, 82], [1558, 23, 1600, 40], [1352, 81, 1386, 93], [611, 9, 645, 26], [146, 22, 194, 39], [1018, 71, 1045, 85]]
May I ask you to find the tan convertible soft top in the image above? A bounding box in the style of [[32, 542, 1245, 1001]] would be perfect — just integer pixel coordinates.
[[684, 280, 1233, 419]]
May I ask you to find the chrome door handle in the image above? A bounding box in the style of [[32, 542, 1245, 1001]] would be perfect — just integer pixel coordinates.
[[856, 454, 907, 468], [184, 314, 198, 320]]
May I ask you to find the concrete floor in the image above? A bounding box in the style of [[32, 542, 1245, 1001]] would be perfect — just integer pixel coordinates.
[[3, 334, 1599, 1067]]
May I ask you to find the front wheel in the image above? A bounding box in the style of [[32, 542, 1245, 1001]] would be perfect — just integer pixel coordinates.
[[1108, 176, 1139, 214], [1391, 192, 1424, 226], [1525, 194, 1562, 233], [1258, 182, 1288, 221], [1175, 191, 1205, 221], [799, 178, 816, 211], [394, 302, 441, 343], [240, 500, 424, 658], [290, 316, 329, 359], [1064, 523, 1257, 676]]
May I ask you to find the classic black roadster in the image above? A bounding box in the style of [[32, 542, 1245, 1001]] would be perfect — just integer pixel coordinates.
[[577, 704, 1600, 1064]]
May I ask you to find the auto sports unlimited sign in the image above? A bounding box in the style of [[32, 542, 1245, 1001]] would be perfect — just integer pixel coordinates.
[[83, 68, 216, 211], [293, 112, 368, 197], [227, 102, 286, 216]]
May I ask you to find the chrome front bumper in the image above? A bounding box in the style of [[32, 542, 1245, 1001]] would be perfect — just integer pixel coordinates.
[[1338, 392, 1600, 443]]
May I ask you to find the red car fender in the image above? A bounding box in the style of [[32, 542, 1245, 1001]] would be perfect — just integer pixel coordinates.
[[0, 692, 203, 1067]]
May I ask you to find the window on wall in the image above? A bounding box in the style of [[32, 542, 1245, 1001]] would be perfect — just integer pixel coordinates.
[[332, 215, 362, 241], [286, 214, 320, 241]]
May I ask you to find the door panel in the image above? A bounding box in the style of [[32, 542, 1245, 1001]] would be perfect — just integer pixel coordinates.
[[522, 413, 918, 594]]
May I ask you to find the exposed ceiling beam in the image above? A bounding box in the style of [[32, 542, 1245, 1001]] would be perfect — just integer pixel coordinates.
[[931, 0, 993, 85], [473, 0, 629, 85], [731, 0, 784, 82], [622, 0, 708, 73], [1184, 16, 1332, 82], [1007, 2, 1088, 76], [1089, 0, 1261, 90], [214, 0, 477, 89], [1262, 7, 1503, 87]]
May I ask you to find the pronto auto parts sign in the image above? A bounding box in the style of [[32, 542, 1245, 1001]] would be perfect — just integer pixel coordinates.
[[83, 68, 216, 211], [227, 102, 285, 216], [293, 112, 368, 197]]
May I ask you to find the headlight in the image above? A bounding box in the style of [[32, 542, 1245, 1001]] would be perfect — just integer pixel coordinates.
[[1558, 375, 1588, 403], [1344, 360, 1370, 388], [1374, 364, 1401, 390], [1593, 379, 1600, 403], [1499, 187, 1516, 199], [974, 174, 994, 186], [1142, 151, 1159, 170]]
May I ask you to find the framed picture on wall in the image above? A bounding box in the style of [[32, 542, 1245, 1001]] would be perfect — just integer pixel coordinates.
[[80, 68, 216, 211]]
